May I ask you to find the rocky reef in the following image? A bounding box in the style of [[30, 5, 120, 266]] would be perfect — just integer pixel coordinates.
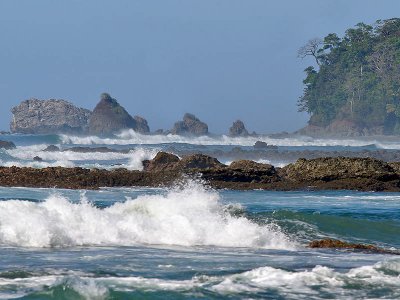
[[1, 154, 400, 191], [171, 113, 208, 136], [10, 99, 91, 134]]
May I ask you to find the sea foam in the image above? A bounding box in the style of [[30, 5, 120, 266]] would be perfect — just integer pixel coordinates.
[[58, 129, 400, 149], [0, 181, 293, 249]]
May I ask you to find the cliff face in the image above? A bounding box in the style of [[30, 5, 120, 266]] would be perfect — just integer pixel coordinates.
[[10, 99, 91, 134], [87, 93, 138, 135]]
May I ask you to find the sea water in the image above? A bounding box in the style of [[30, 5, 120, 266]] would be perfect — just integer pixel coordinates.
[[0, 132, 399, 299]]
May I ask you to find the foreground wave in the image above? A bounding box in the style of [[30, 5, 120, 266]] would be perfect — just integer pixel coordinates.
[[1, 259, 399, 299], [0, 181, 292, 249]]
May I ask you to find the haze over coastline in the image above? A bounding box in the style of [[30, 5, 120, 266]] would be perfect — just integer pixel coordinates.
[[1, 0, 400, 133]]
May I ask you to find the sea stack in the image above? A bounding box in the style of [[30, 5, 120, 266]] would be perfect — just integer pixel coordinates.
[[171, 113, 208, 136], [10, 99, 91, 134], [229, 120, 249, 137], [88, 93, 142, 135]]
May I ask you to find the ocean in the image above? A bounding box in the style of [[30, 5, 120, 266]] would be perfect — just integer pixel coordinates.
[[0, 132, 399, 299]]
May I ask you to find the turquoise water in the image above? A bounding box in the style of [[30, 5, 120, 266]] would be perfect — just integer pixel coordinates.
[[0, 185, 399, 299], [0, 132, 399, 299]]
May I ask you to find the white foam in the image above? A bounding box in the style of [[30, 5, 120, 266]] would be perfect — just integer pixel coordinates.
[[0, 181, 293, 249], [212, 259, 400, 296], [126, 148, 159, 171], [58, 129, 400, 149], [1, 259, 399, 299], [3, 145, 158, 170]]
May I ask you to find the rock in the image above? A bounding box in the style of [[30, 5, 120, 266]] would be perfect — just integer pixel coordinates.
[[171, 113, 208, 136], [253, 141, 278, 150], [229, 160, 275, 175], [229, 120, 249, 137], [178, 154, 225, 170], [134, 115, 150, 134], [10, 99, 91, 134], [283, 157, 396, 182], [308, 238, 399, 255], [43, 145, 60, 152], [88, 93, 137, 135], [142, 152, 180, 172], [0, 140, 16, 150], [154, 129, 164, 134], [33, 156, 43, 162], [1, 155, 400, 192]]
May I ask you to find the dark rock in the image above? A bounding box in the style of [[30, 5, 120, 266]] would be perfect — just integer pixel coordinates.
[[178, 154, 225, 170], [10, 99, 91, 134], [43, 145, 60, 152], [33, 156, 43, 162], [308, 238, 399, 255], [134, 115, 150, 134], [88, 93, 137, 135], [283, 157, 396, 182], [0, 140, 16, 150], [229, 120, 249, 137], [229, 160, 275, 175], [142, 152, 180, 172], [171, 113, 208, 136], [253, 141, 269, 149], [155, 129, 164, 134]]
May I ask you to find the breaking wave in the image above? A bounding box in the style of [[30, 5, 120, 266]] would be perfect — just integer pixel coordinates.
[[1, 259, 399, 299], [0, 181, 293, 249], [1, 146, 158, 170], [59, 130, 385, 147]]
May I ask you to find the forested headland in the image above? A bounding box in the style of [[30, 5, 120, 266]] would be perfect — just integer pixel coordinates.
[[298, 18, 400, 136]]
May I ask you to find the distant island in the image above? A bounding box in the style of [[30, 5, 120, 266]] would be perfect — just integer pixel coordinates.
[[10, 93, 253, 137], [298, 18, 400, 136]]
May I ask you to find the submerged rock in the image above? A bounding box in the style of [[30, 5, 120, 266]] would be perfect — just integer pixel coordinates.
[[229, 120, 249, 137], [88, 93, 137, 136], [0, 140, 16, 150], [171, 113, 208, 136], [10, 99, 91, 134], [43, 145, 60, 152]]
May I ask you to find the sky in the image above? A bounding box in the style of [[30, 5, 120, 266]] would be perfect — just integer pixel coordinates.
[[0, 0, 399, 134]]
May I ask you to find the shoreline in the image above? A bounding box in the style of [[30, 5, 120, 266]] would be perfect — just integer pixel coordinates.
[[1, 152, 400, 191]]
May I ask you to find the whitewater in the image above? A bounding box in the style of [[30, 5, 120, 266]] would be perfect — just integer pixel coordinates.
[[0, 132, 400, 299]]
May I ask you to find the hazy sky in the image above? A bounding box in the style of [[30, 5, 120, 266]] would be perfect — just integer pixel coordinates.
[[1, 0, 399, 133]]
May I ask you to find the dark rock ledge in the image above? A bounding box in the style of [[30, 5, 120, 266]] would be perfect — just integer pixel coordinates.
[[1, 153, 400, 191]]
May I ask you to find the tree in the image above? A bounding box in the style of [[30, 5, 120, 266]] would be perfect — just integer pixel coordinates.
[[297, 38, 323, 66]]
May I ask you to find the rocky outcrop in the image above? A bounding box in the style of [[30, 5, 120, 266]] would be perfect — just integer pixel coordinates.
[[134, 116, 150, 134], [0, 140, 16, 150], [142, 152, 180, 172], [10, 99, 91, 134], [88, 93, 137, 135], [297, 120, 384, 137], [1, 155, 400, 191], [229, 120, 249, 137], [171, 113, 208, 136]]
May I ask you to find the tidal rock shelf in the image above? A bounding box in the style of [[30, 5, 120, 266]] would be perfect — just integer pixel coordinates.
[[1, 153, 400, 191]]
